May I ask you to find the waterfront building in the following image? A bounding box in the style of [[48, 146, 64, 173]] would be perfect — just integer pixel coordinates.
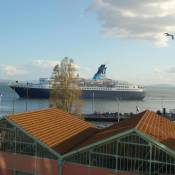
[[0, 108, 175, 175]]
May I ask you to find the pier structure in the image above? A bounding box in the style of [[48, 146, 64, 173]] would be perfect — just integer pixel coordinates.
[[0, 108, 175, 175]]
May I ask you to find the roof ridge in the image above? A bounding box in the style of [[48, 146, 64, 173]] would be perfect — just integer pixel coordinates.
[[8, 107, 58, 117], [135, 110, 149, 129], [96, 126, 133, 135]]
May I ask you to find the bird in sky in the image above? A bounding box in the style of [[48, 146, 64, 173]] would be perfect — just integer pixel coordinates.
[[164, 33, 174, 40]]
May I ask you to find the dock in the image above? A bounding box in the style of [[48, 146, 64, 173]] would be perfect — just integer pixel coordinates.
[[83, 112, 135, 122]]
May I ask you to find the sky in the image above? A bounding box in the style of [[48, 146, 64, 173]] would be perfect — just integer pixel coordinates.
[[1, 0, 175, 85]]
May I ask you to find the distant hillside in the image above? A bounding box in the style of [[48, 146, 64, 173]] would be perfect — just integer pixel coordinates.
[[145, 84, 175, 88]]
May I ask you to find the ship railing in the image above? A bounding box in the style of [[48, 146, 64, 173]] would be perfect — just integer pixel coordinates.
[[9, 81, 52, 89]]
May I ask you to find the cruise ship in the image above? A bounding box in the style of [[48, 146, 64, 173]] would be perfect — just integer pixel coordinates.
[[9, 65, 145, 100]]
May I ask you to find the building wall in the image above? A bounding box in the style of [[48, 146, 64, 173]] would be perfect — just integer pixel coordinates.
[[0, 152, 136, 175], [0, 152, 59, 175], [63, 162, 136, 175], [0, 169, 12, 175]]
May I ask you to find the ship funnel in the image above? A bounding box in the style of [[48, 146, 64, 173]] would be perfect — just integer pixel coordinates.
[[93, 64, 107, 80]]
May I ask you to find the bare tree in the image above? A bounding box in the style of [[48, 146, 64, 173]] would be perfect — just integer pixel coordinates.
[[49, 57, 82, 113]]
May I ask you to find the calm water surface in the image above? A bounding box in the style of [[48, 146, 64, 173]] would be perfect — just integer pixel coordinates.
[[0, 85, 175, 117]]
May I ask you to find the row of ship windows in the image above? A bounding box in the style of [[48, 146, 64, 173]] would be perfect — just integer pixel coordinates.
[[82, 88, 111, 90], [82, 86, 131, 90]]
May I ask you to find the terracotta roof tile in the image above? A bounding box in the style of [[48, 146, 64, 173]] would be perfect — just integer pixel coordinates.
[[136, 110, 175, 150], [75, 113, 143, 149], [8, 109, 175, 154], [8, 108, 98, 154], [75, 110, 175, 152]]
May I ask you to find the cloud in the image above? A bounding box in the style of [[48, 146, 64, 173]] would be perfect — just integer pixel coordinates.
[[32, 59, 79, 70], [167, 66, 175, 73], [0, 59, 81, 80], [77, 67, 92, 78], [91, 0, 175, 47], [153, 67, 163, 74], [0, 64, 26, 77], [0, 60, 59, 80], [32, 60, 60, 69], [142, 65, 175, 85]]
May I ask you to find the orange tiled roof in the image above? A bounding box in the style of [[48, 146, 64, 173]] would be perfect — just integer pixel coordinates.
[[76, 110, 175, 151], [8, 108, 98, 154], [75, 111, 143, 149], [136, 110, 175, 150], [8, 109, 175, 154]]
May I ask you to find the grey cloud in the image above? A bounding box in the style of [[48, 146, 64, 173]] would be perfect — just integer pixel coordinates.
[[167, 67, 175, 73], [91, 0, 175, 47]]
